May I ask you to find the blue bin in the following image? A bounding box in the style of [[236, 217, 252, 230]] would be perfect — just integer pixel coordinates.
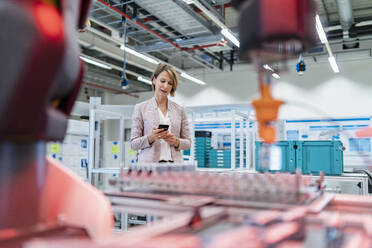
[[255, 140, 344, 175], [296, 141, 344, 175]]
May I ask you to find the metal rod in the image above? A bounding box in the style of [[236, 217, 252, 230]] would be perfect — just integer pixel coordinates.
[[88, 108, 96, 184], [240, 118, 244, 169], [245, 118, 250, 170], [119, 116, 125, 170], [96, 13, 116, 20], [106, 20, 124, 26], [112, 0, 134, 7], [190, 110, 195, 163], [231, 110, 236, 170], [183, 42, 224, 51], [83, 82, 139, 98], [94, 113, 101, 187]]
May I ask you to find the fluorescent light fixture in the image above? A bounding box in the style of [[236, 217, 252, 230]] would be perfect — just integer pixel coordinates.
[[263, 64, 274, 72], [181, 72, 206, 85], [315, 14, 340, 73], [182, 0, 194, 4], [272, 73, 280, 79], [80, 56, 112, 70], [221, 28, 240, 47], [315, 14, 328, 44], [328, 56, 340, 73], [191, 1, 239, 47], [137, 76, 152, 85], [120, 45, 159, 64]]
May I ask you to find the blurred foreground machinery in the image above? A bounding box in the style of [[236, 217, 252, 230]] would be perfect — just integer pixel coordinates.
[[2, 0, 372, 248], [0, 0, 114, 247], [22, 166, 372, 248]]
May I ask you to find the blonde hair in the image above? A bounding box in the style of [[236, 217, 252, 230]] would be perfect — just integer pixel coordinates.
[[151, 63, 178, 97]]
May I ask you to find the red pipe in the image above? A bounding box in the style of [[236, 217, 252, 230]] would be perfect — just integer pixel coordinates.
[[192, 3, 232, 24], [184, 41, 226, 51], [96, 0, 224, 51], [83, 82, 139, 98], [97, 0, 182, 50], [215, 3, 232, 9]]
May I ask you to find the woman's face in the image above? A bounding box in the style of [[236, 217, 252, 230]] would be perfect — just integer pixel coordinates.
[[153, 71, 173, 98]]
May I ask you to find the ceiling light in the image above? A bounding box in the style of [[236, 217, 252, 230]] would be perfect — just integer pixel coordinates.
[[272, 73, 280, 79], [315, 14, 340, 73], [80, 56, 112, 70], [181, 72, 206, 85], [328, 56, 340, 73], [315, 15, 328, 44], [137, 76, 152, 85], [263, 64, 274, 72], [120, 45, 159, 64], [182, 0, 194, 4], [221, 28, 240, 47], [190, 1, 240, 47]]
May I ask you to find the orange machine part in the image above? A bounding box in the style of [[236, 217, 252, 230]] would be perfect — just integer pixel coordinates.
[[252, 83, 283, 143]]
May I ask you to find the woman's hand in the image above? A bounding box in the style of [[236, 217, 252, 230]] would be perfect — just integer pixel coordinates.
[[148, 127, 168, 144], [164, 132, 179, 147]]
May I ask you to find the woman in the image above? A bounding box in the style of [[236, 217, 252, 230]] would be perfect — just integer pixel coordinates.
[[130, 63, 191, 163]]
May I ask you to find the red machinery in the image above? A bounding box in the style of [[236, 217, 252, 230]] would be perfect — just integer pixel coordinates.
[[0, 1, 113, 247], [233, 0, 318, 143]]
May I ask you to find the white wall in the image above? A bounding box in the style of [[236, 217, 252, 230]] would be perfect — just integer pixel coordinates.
[[105, 52, 372, 119], [272, 55, 372, 119]]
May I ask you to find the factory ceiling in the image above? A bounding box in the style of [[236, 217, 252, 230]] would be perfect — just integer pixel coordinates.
[[80, 0, 372, 95]]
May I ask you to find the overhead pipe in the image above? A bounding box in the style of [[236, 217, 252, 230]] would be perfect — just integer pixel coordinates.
[[97, 0, 182, 50], [83, 82, 139, 98], [194, 3, 232, 19], [96, 0, 225, 51], [336, 0, 354, 39], [183, 40, 227, 51]]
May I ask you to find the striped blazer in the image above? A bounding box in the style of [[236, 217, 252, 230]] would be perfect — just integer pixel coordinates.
[[130, 97, 191, 163]]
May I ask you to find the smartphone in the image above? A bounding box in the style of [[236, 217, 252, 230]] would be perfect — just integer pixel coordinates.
[[158, 124, 169, 131]]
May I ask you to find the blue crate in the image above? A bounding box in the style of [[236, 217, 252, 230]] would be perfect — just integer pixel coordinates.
[[209, 163, 230, 169], [195, 145, 212, 148], [255, 141, 296, 173], [195, 147, 211, 151], [195, 158, 208, 162], [255, 141, 344, 175], [296, 141, 344, 176]]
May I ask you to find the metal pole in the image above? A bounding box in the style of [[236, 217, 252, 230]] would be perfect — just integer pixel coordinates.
[[121, 213, 128, 231], [251, 122, 256, 171], [231, 110, 236, 169], [240, 118, 244, 169], [245, 119, 250, 170], [88, 108, 96, 184], [94, 115, 101, 187], [119, 116, 125, 171], [190, 111, 195, 163]]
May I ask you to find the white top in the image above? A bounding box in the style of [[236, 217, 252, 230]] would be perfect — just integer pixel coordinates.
[[158, 108, 172, 161]]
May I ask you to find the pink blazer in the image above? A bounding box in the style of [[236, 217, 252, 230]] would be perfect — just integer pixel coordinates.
[[130, 97, 191, 163]]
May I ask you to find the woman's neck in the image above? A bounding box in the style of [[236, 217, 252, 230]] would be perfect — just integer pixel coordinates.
[[155, 94, 167, 108]]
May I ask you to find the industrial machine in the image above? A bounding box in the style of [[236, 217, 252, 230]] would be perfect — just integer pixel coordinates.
[[232, 0, 318, 143], [20, 165, 372, 247], [0, 0, 115, 246]]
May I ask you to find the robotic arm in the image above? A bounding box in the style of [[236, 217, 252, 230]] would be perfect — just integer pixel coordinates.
[[0, 0, 94, 233], [233, 0, 318, 143]]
